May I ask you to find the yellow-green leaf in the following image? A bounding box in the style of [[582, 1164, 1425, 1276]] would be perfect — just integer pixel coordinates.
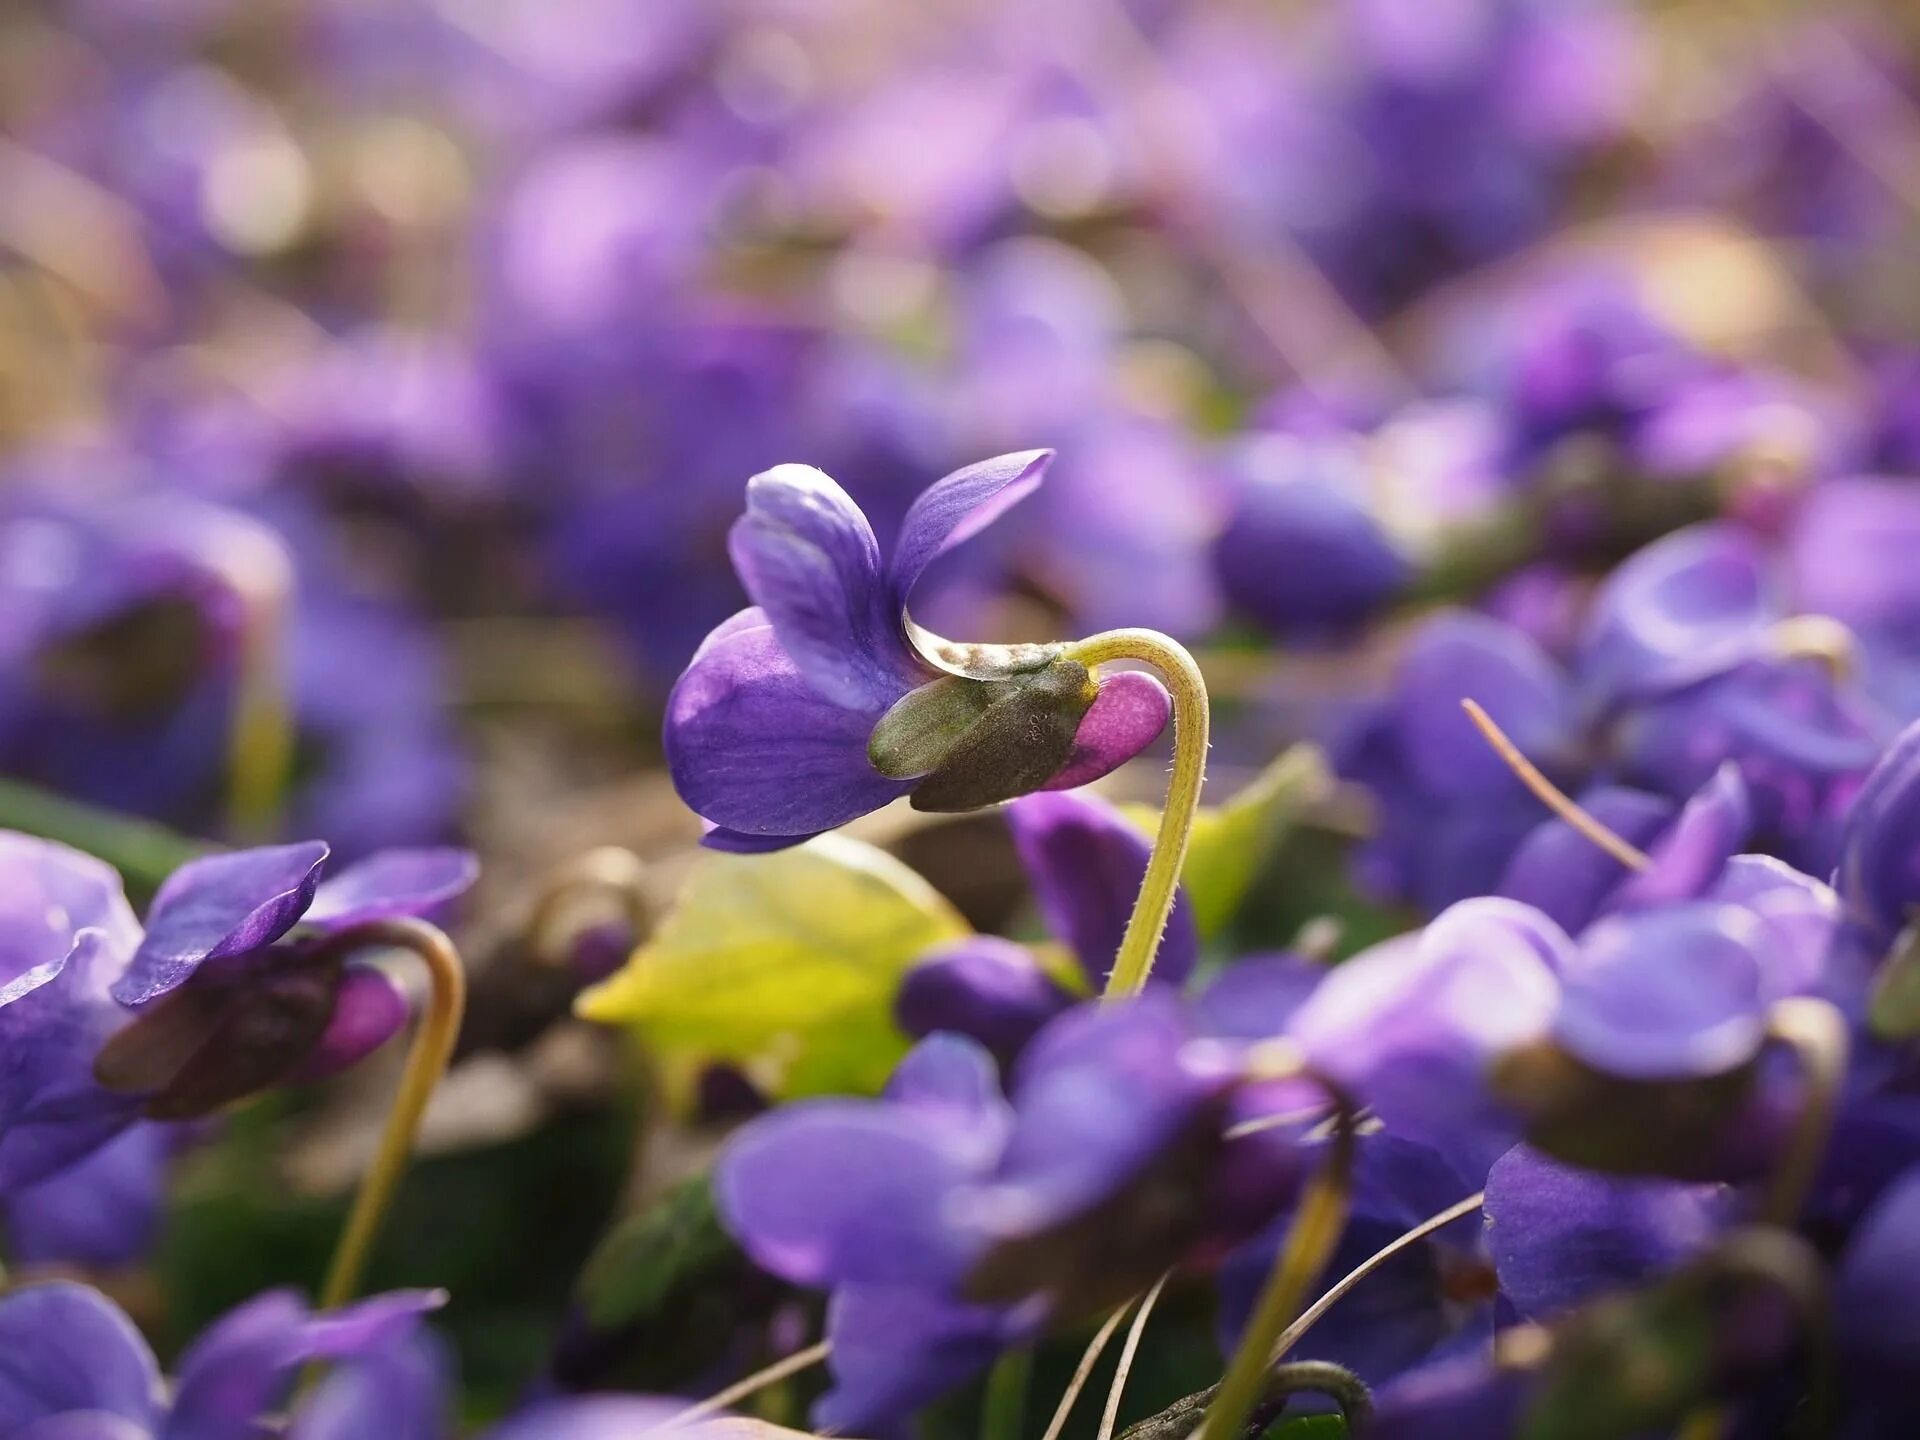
[[576, 834, 968, 1101], [1124, 744, 1331, 938]]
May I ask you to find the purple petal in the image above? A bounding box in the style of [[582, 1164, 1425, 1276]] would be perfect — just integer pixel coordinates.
[[815, 1284, 1022, 1436], [1837, 1166, 1920, 1391], [699, 824, 820, 854], [1290, 899, 1568, 1170], [664, 618, 913, 838], [1706, 856, 1839, 1000], [1041, 671, 1172, 792], [887, 450, 1051, 610], [0, 835, 140, 1009], [482, 1398, 684, 1440], [1498, 786, 1676, 933], [119, 842, 330, 1005], [0, 1283, 161, 1431], [1191, 953, 1326, 1040], [729, 465, 916, 711], [716, 1102, 987, 1290], [1836, 715, 1920, 938], [1604, 765, 1752, 915], [896, 939, 1073, 1068], [883, 1034, 1014, 1160], [1392, 612, 1576, 799], [4, 1123, 171, 1269], [1579, 523, 1779, 710], [303, 849, 478, 932], [289, 1332, 449, 1440], [1368, 1349, 1529, 1440], [1555, 904, 1769, 1080], [1484, 1144, 1728, 1319], [1786, 476, 1920, 633], [1003, 790, 1198, 990], [0, 930, 142, 1191], [283, 963, 412, 1085]]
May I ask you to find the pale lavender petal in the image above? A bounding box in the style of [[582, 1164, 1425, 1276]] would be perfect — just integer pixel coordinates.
[[483, 1398, 683, 1440], [0, 834, 140, 1008], [0, 1283, 161, 1431], [882, 1033, 1013, 1161], [1004, 791, 1197, 989], [887, 450, 1052, 608], [816, 1284, 1021, 1436], [729, 465, 915, 710], [304, 849, 479, 931], [1555, 905, 1769, 1080], [1042, 671, 1172, 792], [119, 842, 330, 1005], [664, 619, 913, 838], [1786, 476, 1920, 633], [288, 1332, 449, 1440], [1604, 765, 1751, 914], [1497, 787, 1675, 933]]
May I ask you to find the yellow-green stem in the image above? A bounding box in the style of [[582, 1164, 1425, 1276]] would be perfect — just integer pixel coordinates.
[[221, 527, 296, 841], [1763, 997, 1849, 1227], [1195, 1106, 1357, 1440], [319, 918, 467, 1310], [1063, 630, 1209, 998], [981, 1346, 1033, 1440]]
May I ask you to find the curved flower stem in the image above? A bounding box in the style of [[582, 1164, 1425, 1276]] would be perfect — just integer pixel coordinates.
[[526, 845, 653, 966], [318, 918, 468, 1310], [1763, 997, 1850, 1227], [217, 523, 296, 842], [1194, 1101, 1358, 1440], [1062, 630, 1209, 998]]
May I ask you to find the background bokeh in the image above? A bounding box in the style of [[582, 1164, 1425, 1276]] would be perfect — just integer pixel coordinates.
[[3, 0, 1919, 1425]]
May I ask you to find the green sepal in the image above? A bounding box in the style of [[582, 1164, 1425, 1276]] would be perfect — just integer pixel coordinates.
[[907, 660, 1096, 813], [869, 674, 999, 779]]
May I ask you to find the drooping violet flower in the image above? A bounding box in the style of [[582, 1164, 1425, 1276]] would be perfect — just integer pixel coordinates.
[[95, 840, 477, 1120], [665, 453, 1171, 849]]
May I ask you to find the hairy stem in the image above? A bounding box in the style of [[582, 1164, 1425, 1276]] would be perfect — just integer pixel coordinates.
[[1063, 630, 1210, 998], [319, 918, 467, 1310], [1193, 1104, 1358, 1440]]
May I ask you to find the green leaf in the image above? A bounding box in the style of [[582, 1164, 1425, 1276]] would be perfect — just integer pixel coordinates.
[[1125, 745, 1332, 938], [577, 835, 969, 1100], [578, 1175, 739, 1330], [1868, 921, 1920, 1040]]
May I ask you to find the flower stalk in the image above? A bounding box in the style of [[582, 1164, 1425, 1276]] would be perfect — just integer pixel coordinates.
[[1063, 629, 1209, 997], [318, 917, 468, 1310], [1194, 1096, 1359, 1440], [218, 524, 296, 842]]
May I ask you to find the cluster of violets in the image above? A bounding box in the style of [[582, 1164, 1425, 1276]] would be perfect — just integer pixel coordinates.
[[3, 0, 1920, 1436]]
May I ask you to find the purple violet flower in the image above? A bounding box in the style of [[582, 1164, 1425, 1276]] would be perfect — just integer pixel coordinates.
[[665, 453, 1171, 848]]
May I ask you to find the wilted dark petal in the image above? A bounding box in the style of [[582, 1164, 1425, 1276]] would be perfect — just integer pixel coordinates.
[[96, 950, 344, 1120], [1391, 612, 1575, 799], [283, 963, 411, 1085], [1484, 1145, 1728, 1320], [1604, 765, 1752, 915], [1554, 905, 1768, 1081], [1191, 953, 1326, 1041], [1578, 523, 1778, 710], [1041, 670, 1172, 792], [3, 1123, 170, 1269], [303, 848, 479, 931], [664, 619, 912, 838], [0, 1282, 161, 1432], [896, 939, 1073, 1068], [1836, 715, 1920, 939], [815, 1284, 1023, 1436], [1289, 900, 1567, 1170], [0, 834, 140, 1008], [118, 841, 331, 1005], [887, 450, 1051, 612], [728, 464, 914, 711], [1003, 791, 1198, 990], [1498, 787, 1675, 933], [715, 1103, 986, 1290]]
